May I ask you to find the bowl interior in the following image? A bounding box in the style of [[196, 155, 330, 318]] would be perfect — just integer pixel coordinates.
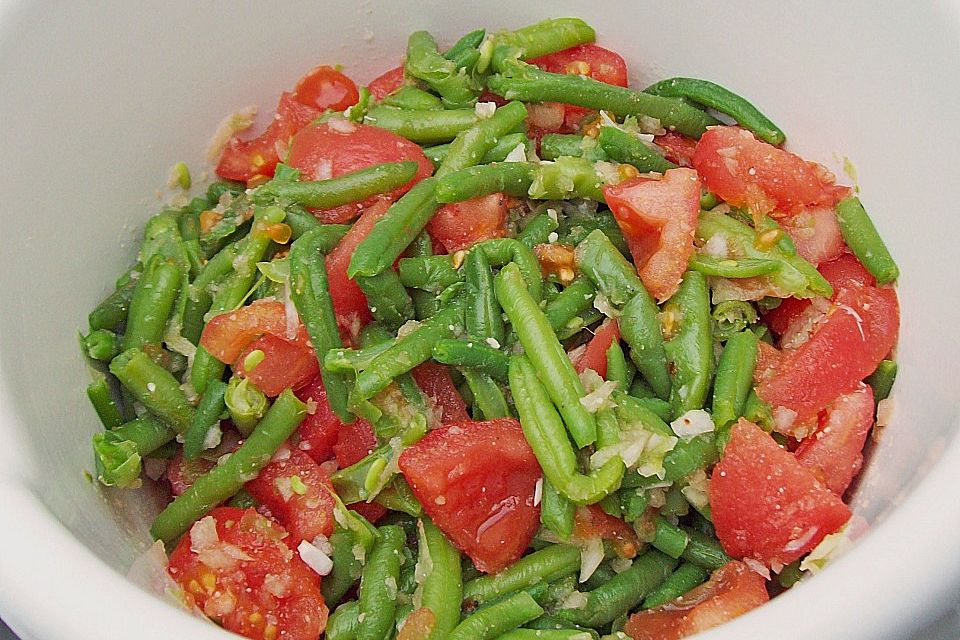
[[1, 2, 959, 639]]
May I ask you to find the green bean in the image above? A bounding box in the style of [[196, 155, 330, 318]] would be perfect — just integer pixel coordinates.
[[151, 388, 306, 544], [110, 348, 195, 432], [319, 530, 362, 609], [113, 415, 176, 455], [680, 527, 731, 570], [433, 339, 510, 381], [524, 617, 599, 640], [518, 211, 561, 249], [629, 377, 655, 400], [89, 272, 138, 332], [596, 126, 675, 173], [663, 272, 713, 418], [560, 210, 630, 257], [206, 180, 244, 203], [326, 600, 360, 640], [141, 209, 192, 273], [742, 389, 774, 433], [540, 134, 609, 163], [711, 300, 758, 342], [83, 329, 121, 362], [382, 84, 442, 110], [364, 106, 477, 144], [528, 157, 606, 202], [699, 190, 720, 210], [406, 229, 435, 260], [436, 162, 537, 202], [344, 86, 372, 122], [662, 433, 718, 483], [122, 255, 182, 351], [437, 101, 529, 178], [487, 61, 718, 139], [556, 550, 676, 627], [650, 516, 689, 559], [711, 330, 758, 429], [605, 340, 633, 389], [866, 359, 897, 403], [376, 477, 424, 516], [463, 544, 581, 605], [631, 397, 672, 422], [491, 18, 596, 62], [445, 27, 486, 60], [356, 268, 415, 331], [222, 376, 267, 437], [406, 30, 479, 108], [86, 374, 123, 429], [555, 307, 603, 341], [178, 204, 204, 277], [641, 561, 710, 609], [835, 196, 899, 285], [463, 369, 511, 419], [424, 132, 530, 169], [449, 590, 544, 640], [573, 229, 647, 307], [509, 355, 622, 503], [356, 525, 405, 640], [476, 238, 544, 302], [497, 266, 597, 448], [91, 429, 142, 488], [182, 380, 227, 460], [541, 478, 576, 539], [263, 162, 418, 209], [644, 77, 786, 145], [545, 278, 596, 332], [417, 518, 463, 639], [350, 300, 465, 406], [464, 248, 506, 344], [777, 561, 805, 589], [398, 255, 461, 293], [619, 487, 650, 522], [688, 254, 781, 278], [498, 630, 593, 640], [348, 178, 440, 278]]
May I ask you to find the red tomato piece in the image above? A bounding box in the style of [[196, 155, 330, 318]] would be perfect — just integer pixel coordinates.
[[756, 281, 898, 430], [367, 65, 406, 100], [603, 168, 702, 302], [795, 383, 875, 495], [293, 65, 359, 112], [654, 133, 699, 168], [574, 318, 620, 379], [215, 93, 319, 183], [323, 197, 393, 338], [710, 419, 851, 567], [574, 504, 640, 558], [410, 362, 471, 424], [624, 561, 769, 640], [692, 126, 849, 217], [753, 341, 784, 385], [333, 417, 378, 469], [398, 419, 542, 573], [166, 449, 215, 496], [200, 299, 303, 364], [168, 507, 328, 640], [781, 205, 845, 266], [245, 450, 337, 547], [236, 333, 320, 398], [427, 193, 509, 253], [294, 375, 342, 464], [525, 101, 568, 138]]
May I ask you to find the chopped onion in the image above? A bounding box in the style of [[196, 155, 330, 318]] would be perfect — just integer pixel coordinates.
[[670, 409, 715, 440], [298, 540, 334, 576]]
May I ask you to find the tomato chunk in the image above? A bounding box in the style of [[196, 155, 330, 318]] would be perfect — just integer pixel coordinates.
[[215, 93, 319, 183], [168, 507, 328, 640], [603, 168, 701, 302], [692, 126, 848, 217], [333, 417, 378, 469], [574, 318, 620, 379], [236, 333, 320, 398], [398, 419, 542, 573], [200, 299, 303, 364], [368, 65, 406, 100], [294, 375, 342, 464], [427, 193, 509, 253], [781, 205, 845, 266], [293, 65, 359, 112], [245, 450, 337, 547], [710, 420, 851, 567], [794, 383, 875, 495], [411, 362, 471, 424], [654, 133, 698, 168], [574, 504, 640, 558], [624, 561, 769, 640]]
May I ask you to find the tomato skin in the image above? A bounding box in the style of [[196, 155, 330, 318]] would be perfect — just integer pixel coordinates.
[[245, 450, 337, 547], [168, 507, 328, 640], [756, 280, 898, 429], [692, 126, 848, 217], [215, 93, 319, 183], [624, 561, 769, 640], [333, 417, 378, 469], [710, 419, 851, 567], [236, 333, 320, 397], [654, 133, 698, 168], [368, 65, 406, 100], [398, 418, 542, 573], [574, 504, 640, 558], [410, 362, 471, 424], [574, 318, 620, 379], [200, 299, 304, 364], [794, 383, 874, 495], [427, 193, 509, 253], [293, 375, 342, 464], [603, 168, 702, 302], [293, 65, 359, 112], [781, 205, 845, 266]]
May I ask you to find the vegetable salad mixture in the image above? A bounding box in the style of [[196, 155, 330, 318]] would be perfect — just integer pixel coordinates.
[[81, 18, 900, 640]]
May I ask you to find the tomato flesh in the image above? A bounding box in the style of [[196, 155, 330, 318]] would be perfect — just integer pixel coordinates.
[[692, 126, 848, 217], [293, 65, 359, 112], [428, 193, 509, 253], [333, 416, 378, 469], [294, 375, 342, 464], [781, 205, 845, 266], [168, 507, 328, 640], [200, 299, 303, 364], [654, 133, 698, 168], [624, 561, 769, 640], [367, 65, 406, 100], [710, 420, 851, 567], [574, 318, 620, 379], [410, 362, 471, 424], [574, 504, 640, 558], [603, 168, 701, 302], [236, 333, 320, 397], [398, 418, 542, 573]]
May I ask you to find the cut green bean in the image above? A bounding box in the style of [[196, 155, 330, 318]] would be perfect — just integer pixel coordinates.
[[449, 590, 544, 640], [465, 247, 506, 344], [326, 600, 360, 640], [835, 196, 899, 285], [424, 132, 529, 169], [406, 30, 480, 108], [641, 561, 710, 609], [711, 300, 758, 341], [644, 77, 786, 145], [463, 368, 511, 419], [662, 433, 718, 483], [223, 376, 268, 437], [866, 359, 897, 403], [88, 273, 138, 332], [476, 238, 543, 302], [541, 478, 576, 539], [364, 106, 477, 144], [518, 211, 561, 249], [545, 278, 596, 332], [711, 330, 758, 429], [689, 254, 781, 278], [356, 525, 405, 640], [182, 380, 227, 460], [263, 161, 418, 209], [528, 156, 606, 202], [663, 272, 713, 417], [82, 329, 121, 361], [418, 518, 463, 639], [540, 134, 608, 163], [680, 527, 731, 570], [433, 339, 510, 381], [398, 255, 461, 293], [436, 162, 537, 202], [463, 544, 581, 605], [496, 630, 593, 640], [150, 388, 307, 544], [650, 516, 689, 559], [436, 101, 529, 178], [605, 340, 633, 391], [87, 374, 123, 430], [597, 126, 675, 173], [491, 18, 595, 62], [356, 268, 415, 331], [110, 348, 195, 432], [122, 255, 182, 351]]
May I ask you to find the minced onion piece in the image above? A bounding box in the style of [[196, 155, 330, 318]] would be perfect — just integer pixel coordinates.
[[670, 409, 715, 440], [298, 540, 334, 576]]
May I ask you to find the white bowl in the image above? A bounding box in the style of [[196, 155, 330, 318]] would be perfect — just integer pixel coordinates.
[[1, 1, 959, 639]]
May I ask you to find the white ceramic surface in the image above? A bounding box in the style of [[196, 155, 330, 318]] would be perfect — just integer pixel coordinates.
[[1, 1, 959, 639]]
